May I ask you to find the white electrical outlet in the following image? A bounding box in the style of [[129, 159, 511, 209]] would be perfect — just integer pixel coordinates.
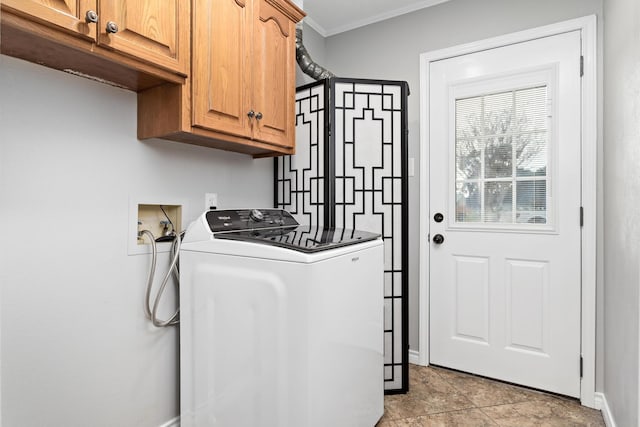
[[205, 193, 218, 210]]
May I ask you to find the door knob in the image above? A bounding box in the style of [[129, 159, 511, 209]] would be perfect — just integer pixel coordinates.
[[255, 112, 263, 120], [434, 213, 444, 223], [432, 234, 445, 244], [247, 110, 255, 118]]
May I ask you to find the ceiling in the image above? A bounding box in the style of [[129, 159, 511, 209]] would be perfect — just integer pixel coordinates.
[[302, 0, 451, 37]]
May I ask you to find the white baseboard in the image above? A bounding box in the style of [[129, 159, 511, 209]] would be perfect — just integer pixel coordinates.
[[408, 349, 421, 365], [594, 392, 616, 427], [158, 415, 180, 427]]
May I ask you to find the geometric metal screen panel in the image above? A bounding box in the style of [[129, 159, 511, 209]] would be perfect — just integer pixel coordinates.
[[275, 78, 409, 393], [333, 80, 409, 392], [275, 81, 328, 227]]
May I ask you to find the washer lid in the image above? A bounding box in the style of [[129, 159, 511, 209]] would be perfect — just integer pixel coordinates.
[[214, 225, 380, 253]]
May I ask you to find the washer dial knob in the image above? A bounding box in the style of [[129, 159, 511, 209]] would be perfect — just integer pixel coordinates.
[[249, 209, 264, 222]]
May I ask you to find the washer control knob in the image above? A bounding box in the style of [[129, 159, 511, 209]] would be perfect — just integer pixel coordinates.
[[249, 209, 264, 222]]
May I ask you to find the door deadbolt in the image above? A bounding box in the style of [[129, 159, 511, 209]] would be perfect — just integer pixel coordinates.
[[434, 213, 444, 223]]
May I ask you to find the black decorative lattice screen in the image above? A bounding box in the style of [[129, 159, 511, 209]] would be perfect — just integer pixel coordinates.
[[275, 78, 409, 393]]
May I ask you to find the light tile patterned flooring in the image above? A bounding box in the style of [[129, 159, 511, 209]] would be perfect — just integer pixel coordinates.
[[377, 365, 605, 426]]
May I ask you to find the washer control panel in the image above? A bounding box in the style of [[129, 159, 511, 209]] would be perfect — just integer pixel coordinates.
[[205, 209, 299, 233]]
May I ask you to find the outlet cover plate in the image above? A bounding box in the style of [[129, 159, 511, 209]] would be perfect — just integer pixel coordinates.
[[205, 193, 218, 210]]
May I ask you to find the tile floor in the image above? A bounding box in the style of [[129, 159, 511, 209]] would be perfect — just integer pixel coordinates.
[[377, 365, 605, 426]]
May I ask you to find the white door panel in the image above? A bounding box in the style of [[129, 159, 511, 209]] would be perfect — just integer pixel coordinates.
[[429, 31, 582, 397]]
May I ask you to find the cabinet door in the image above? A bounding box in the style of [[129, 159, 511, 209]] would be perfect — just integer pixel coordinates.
[[97, 0, 188, 75], [2, 0, 97, 40], [251, 0, 296, 149], [192, 0, 252, 139]]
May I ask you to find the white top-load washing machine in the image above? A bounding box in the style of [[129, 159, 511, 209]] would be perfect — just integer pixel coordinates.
[[179, 209, 384, 427]]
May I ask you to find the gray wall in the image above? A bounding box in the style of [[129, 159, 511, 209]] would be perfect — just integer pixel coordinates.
[[320, 0, 604, 387], [603, 0, 640, 425], [0, 55, 274, 426]]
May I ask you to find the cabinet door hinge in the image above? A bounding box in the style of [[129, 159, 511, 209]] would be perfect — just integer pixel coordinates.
[[580, 206, 584, 227], [580, 55, 584, 77]]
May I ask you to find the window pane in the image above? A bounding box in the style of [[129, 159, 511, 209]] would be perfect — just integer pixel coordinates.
[[456, 97, 482, 138], [456, 138, 482, 179], [515, 86, 547, 132], [484, 181, 512, 223], [456, 182, 481, 222], [484, 136, 512, 178], [516, 133, 547, 177], [483, 92, 513, 136], [516, 180, 547, 224]]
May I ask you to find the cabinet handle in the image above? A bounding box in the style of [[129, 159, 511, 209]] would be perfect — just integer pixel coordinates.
[[106, 21, 119, 34], [255, 112, 263, 120], [247, 110, 255, 118], [85, 10, 98, 24]]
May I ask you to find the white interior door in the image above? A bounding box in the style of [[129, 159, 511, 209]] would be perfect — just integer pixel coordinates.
[[429, 31, 582, 397]]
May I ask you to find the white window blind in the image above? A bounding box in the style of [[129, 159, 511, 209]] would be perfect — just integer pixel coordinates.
[[455, 86, 549, 225]]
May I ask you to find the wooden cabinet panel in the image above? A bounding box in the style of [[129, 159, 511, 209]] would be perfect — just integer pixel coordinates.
[[252, 0, 296, 148], [192, 0, 252, 138], [138, 0, 304, 157], [97, 0, 188, 75], [2, 0, 97, 40]]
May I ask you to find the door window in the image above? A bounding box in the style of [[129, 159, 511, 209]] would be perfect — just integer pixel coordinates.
[[455, 85, 549, 226]]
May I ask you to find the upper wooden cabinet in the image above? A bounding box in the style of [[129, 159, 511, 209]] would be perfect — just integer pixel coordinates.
[[138, 0, 304, 157], [1, 0, 189, 90]]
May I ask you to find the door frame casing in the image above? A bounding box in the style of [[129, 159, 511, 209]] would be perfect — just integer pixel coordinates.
[[418, 15, 598, 407]]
